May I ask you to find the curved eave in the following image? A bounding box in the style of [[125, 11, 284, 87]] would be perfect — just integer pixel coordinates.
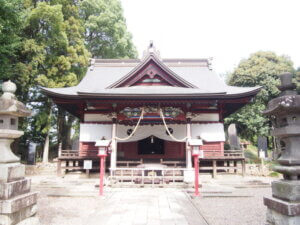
[[41, 86, 261, 100], [41, 87, 79, 99]]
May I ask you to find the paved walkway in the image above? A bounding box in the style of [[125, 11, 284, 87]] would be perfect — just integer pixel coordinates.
[[85, 189, 208, 225], [34, 175, 275, 225]]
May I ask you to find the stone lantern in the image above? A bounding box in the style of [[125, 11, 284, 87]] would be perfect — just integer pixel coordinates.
[[0, 81, 39, 225], [263, 73, 300, 224]]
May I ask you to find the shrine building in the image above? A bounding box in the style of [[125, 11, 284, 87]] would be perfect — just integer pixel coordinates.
[[42, 44, 260, 182]]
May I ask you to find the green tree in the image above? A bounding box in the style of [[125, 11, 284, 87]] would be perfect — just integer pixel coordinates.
[[0, 0, 23, 81], [226, 51, 294, 143], [1, 0, 137, 162], [49, 0, 90, 152], [17, 1, 90, 162], [80, 0, 137, 58]]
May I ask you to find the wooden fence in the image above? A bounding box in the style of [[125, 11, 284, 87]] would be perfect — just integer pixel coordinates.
[[109, 167, 186, 187]]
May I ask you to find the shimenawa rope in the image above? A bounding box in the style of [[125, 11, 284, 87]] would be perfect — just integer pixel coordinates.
[[114, 108, 145, 141], [159, 109, 188, 142]]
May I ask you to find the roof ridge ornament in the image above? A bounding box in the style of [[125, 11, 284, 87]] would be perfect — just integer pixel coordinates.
[[142, 41, 161, 60]]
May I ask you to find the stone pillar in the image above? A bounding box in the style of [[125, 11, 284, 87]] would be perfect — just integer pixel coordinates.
[[110, 117, 117, 169], [228, 123, 240, 150], [263, 72, 300, 224], [0, 81, 39, 225]]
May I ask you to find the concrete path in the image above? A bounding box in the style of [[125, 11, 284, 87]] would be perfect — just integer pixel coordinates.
[[85, 189, 208, 225], [34, 175, 275, 225]]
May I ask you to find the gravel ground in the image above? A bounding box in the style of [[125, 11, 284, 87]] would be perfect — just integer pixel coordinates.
[[193, 187, 271, 225], [31, 175, 276, 225]]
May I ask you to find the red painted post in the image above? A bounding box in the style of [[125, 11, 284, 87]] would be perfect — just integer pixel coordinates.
[[194, 155, 200, 196], [99, 155, 105, 196]]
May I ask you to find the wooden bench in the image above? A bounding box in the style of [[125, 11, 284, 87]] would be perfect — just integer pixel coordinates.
[[57, 148, 100, 176]]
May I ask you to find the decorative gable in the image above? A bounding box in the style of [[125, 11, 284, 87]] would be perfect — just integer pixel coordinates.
[[124, 59, 189, 87], [107, 47, 196, 88]]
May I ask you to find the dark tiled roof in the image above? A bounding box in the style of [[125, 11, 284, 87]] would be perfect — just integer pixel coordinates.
[[41, 53, 260, 98]]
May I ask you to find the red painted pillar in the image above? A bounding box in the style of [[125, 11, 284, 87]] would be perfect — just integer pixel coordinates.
[[99, 156, 105, 196], [194, 155, 200, 196]]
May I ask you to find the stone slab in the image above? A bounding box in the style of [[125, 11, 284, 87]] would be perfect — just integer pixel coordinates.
[[0, 204, 37, 225], [266, 208, 300, 225], [0, 179, 31, 200], [0, 164, 25, 183], [0, 192, 37, 214], [16, 216, 39, 225], [272, 180, 300, 202], [274, 165, 300, 176], [264, 196, 300, 216]]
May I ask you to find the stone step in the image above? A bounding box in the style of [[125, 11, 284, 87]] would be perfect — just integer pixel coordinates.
[[0, 178, 31, 200], [202, 194, 253, 198], [0, 204, 37, 225], [0, 191, 38, 214]]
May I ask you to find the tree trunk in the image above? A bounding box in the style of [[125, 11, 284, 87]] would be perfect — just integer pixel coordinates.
[[57, 108, 75, 150], [57, 108, 64, 148], [65, 115, 75, 149]]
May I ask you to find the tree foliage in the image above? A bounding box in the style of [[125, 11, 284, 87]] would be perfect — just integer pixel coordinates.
[[0, 0, 23, 80], [0, 0, 137, 161], [226, 51, 295, 143], [80, 0, 137, 58]]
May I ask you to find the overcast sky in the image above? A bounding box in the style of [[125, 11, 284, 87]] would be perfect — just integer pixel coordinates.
[[121, 0, 300, 75]]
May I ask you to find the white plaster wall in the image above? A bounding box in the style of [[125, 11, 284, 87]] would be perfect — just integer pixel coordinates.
[[191, 123, 225, 142], [191, 113, 219, 121], [79, 123, 225, 143], [80, 123, 112, 142], [116, 124, 187, 142], [84, 114, 110, 122]]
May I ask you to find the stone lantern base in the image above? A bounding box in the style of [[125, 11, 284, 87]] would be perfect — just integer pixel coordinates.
[[264, 180, 300, 225], [0, 162, 39, 225]]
